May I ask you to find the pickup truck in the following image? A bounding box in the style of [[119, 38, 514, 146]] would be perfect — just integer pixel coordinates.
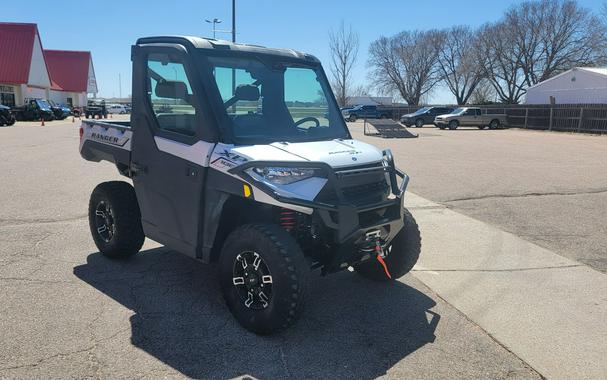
[[434, 107, 507, 130], [342, 105, 391, 122], [80, 35, 421, 334]]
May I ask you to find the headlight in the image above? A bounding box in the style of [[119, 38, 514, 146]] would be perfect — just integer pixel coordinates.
[[252, 167, 317, 186]]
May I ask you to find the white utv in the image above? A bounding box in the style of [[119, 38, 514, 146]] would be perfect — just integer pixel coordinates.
[[79, 36, 421, 334]]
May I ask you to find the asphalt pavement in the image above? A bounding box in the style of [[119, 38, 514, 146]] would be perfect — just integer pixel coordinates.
[[351, 122, 607, 273], [0, 119, 541, 379]]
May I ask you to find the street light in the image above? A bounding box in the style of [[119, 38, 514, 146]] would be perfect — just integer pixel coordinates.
[[205, 18, 222, 39]]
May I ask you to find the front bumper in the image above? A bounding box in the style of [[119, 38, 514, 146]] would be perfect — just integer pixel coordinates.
[[229, 153, 409, 270]]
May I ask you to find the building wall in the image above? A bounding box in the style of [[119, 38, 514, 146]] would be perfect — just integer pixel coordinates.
[[28, 34, 51, 89], [20, 84, 48, 103], [525, 70, 607, 104], [49, 90, 86, 107]]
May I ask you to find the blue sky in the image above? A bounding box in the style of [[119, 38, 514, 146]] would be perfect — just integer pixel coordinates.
[[4, 0, 605, 103]]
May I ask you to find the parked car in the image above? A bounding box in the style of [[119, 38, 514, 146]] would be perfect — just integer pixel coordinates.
[[107, 104, 128, 114], [13, 98, 54, 121], [84, 99, 107, 119], [79, 35, 420, 335], [49, 101, 71, 120], [342, 105, 390, 122], [0, 104, 16, 126], [400, 106, 454, 128], [434, 107, 507, 130]]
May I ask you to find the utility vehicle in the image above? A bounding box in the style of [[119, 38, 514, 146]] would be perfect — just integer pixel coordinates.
[[13, 98, 54, 121], [0, 104, 15, 126], [84, 99, 107, 119], [80, 36, 421, 334]]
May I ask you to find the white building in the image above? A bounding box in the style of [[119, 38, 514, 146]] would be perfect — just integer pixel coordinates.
[[525, 67, 607, 104]]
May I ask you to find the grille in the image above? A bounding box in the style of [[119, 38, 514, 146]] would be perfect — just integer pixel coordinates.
[[315, 166, 390, 207]]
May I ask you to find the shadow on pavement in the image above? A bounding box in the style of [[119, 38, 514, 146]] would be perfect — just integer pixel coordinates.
[[74, 248, 439, 379]]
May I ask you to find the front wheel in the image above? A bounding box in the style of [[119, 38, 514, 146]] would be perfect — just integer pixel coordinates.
[[348, 115, 357, 122], [489, 119, 500, 129], [355, 209, 421, 281], [219, 224, 310, 335], [415, 118, 424, 128], [88, 181, 145, 259], [448, 120, 459, 130]]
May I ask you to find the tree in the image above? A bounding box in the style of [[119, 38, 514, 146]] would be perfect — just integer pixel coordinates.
[[506, 0, 607, 86], [436, 26, 484, 105], [477, 22, 527, 104], [469, 80, 497, 105], [328, 22, 359, 107], [368, 30, 443, 105]]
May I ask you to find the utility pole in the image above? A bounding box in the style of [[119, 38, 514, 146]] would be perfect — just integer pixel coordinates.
[[118, 73, 122, 99], [232, 0, 236, 43]]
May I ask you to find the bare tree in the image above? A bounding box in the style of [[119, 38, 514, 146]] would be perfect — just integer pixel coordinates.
[[436, 26, 484, 105], [469, 80, 496, 105], [368, 30, 443, 105], [477, 22, 527, 104], [328, 22, 359, 107], [506, 0, 607, 86]]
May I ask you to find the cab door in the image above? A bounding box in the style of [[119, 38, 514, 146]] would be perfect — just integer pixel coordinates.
[[130, 45, 215, 258]]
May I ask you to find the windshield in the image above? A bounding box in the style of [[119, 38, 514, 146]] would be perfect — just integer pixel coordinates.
[[451, 108, 465, 115], [207, 56, 349, 144], [412, 107, 429, 115], [36, 100, 51, 111]]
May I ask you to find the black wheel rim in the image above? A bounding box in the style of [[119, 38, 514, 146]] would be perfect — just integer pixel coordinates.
[[232, 251, 273, 310], [94, 201, 115, 243]]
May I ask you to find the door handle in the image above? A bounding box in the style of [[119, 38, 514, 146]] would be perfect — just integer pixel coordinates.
[[131, 162, 147, 175]]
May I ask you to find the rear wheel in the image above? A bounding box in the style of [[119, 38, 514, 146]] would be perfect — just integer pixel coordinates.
[[355, 209, 421, 281], [449, 120, 459, 130], [88, 181, 145, 259], [219, 224, 309, 335], [489, 119, 500, 129]]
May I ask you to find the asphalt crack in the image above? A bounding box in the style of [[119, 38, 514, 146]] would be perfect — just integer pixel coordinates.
[[441, 188, 607, 203], [413, 264, 583, 273]]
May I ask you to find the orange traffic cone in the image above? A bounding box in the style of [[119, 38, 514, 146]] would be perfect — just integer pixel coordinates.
[[41, 118, 45, 126], [72, 116, 75, 123]]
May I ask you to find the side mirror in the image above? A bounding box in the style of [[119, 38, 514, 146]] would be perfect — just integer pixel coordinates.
[[155, 80, 189, 102]]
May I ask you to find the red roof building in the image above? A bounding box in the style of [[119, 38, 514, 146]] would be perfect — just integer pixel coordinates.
[[0, 22, 52, 106], [0, 22, 97, 107], [45, 50, 97, 107]]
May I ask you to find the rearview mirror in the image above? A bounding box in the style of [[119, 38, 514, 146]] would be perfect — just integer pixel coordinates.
[[155, 80, 189, 102]]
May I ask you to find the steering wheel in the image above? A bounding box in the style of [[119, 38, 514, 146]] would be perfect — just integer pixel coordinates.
[[295, 116, 320, 129]]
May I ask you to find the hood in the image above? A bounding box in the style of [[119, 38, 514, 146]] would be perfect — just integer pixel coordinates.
[[231, 139, 384, 168]]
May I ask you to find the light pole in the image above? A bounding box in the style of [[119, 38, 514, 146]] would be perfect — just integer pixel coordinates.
[[205, 18, 222, 39]]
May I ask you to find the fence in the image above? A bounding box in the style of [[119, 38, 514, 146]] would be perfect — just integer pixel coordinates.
[[386, 104, 607, 134]]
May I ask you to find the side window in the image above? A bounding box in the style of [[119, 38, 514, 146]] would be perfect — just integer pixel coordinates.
[[476, 109, 482, 116], [146, 53, 198, 137]]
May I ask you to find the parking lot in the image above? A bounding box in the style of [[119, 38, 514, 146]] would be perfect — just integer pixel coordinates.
[[1, 118, 605, 379], [351, 122, 607, 273]]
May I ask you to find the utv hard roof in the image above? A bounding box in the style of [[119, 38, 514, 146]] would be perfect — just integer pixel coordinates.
[[136, 35, 320, 63]]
